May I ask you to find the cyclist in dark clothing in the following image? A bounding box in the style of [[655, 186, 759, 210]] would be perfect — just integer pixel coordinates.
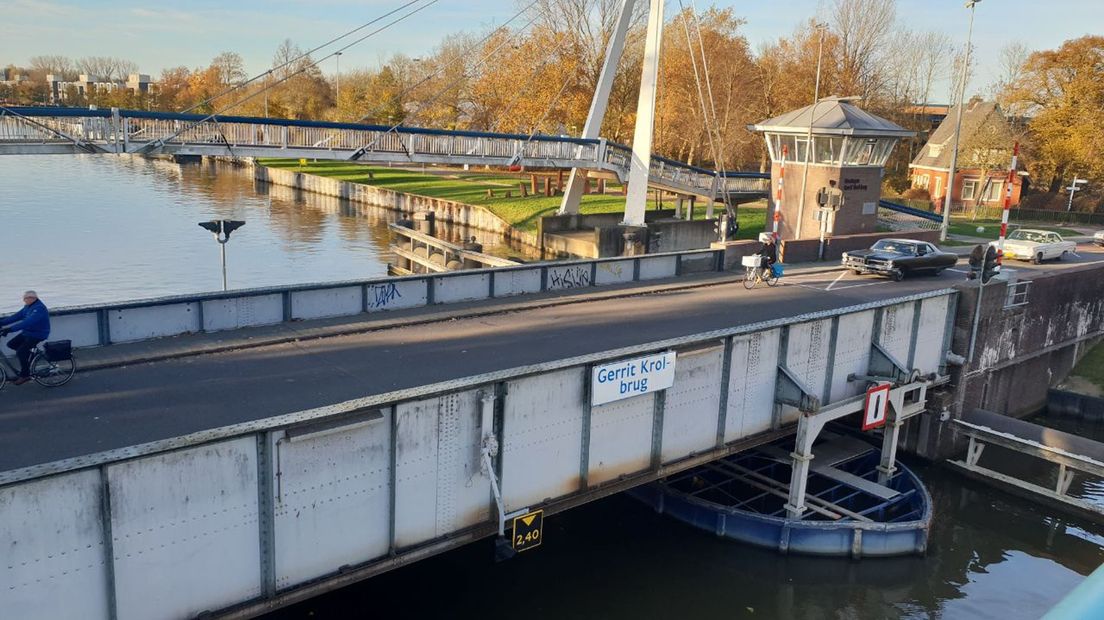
[[1, 291, 51, 385], [757, 237, 779, 270]]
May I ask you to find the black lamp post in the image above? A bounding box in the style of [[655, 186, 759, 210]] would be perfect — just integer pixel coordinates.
[[198, 220, 245, 291]]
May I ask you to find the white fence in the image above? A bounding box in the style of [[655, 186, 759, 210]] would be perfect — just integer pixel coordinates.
[[44, 249, 723, 349], [0, 289, 955, 619]]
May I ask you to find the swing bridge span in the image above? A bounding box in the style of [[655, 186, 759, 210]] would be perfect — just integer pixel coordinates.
[[0, 106, 771, 203]]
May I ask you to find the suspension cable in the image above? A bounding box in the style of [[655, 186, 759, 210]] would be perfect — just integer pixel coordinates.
[[180, 0, 433, 115], [356, 0, 541, 126], [132, 0, 437, 154]]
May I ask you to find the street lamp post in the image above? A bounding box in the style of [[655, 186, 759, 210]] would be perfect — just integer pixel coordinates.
[[795, 95, 861, 249], [1066, 177, 1088, 213], [198, 220, 246, 291], [335, 52, 342, 102], [940, 0, 982, 242]]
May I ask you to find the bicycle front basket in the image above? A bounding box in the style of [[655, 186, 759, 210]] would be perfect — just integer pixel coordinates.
[[44, 340, 72, 362]]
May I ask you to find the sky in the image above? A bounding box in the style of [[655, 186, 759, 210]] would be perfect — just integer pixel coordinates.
[[2, 0, 1101, 104]]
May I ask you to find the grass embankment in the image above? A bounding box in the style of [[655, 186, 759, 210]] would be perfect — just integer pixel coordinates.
[[1064, 342, 1104, 397], [946, 219, 1081, 240], [258, 159, 766, 238]]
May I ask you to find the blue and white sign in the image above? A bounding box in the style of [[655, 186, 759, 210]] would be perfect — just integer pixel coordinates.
[[591, 351, 677, 406]]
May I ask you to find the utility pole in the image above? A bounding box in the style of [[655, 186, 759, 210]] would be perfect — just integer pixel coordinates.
[[940, 0, 982, 242], [335, 52, 342, 102]]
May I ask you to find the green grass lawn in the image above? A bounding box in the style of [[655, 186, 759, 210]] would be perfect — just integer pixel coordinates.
[[1069, 342, 1104, 392], [947, 219, 1081, 240], [259, 159, 766, 238]]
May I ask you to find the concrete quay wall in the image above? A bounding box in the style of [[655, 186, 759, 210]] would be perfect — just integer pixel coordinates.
[[909, 262, 1104, 460]]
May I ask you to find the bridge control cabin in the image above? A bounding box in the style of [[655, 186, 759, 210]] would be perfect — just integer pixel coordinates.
[[751, 99, 915, 242]]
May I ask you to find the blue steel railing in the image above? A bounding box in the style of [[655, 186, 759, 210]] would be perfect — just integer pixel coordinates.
[[0, 106, 771, 200], [879, 199, 943, 223]]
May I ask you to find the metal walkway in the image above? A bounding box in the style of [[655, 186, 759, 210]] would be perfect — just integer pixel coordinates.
[[0, 106, 769, 201]]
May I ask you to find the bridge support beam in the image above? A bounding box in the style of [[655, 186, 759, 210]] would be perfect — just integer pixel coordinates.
[[558, 0, 637, 216], [623, 0, 665, 227]]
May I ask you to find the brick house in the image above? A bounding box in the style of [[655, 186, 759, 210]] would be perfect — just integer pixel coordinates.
[[908, 99, 1026, 211]]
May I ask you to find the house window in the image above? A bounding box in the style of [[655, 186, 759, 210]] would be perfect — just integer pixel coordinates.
[[915, 174, 930, 189], [934, 176, 943, 197], [962, 178, 979, 200], [981, 180, 1004, 202]]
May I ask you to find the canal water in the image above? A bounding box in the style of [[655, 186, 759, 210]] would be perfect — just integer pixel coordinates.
[[0, 155, 509, 307], [264, 461, 1102, 619]]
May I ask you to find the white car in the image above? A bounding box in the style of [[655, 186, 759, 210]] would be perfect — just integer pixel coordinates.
[[990, 229, 1077, 264], [1094, 230, 1104, 247]]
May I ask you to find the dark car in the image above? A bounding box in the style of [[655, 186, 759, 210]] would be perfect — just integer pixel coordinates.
[[842, 239, 958, 281]]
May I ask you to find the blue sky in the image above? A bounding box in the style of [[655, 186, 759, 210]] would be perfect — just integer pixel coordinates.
[[3, 0, 1100, 103]]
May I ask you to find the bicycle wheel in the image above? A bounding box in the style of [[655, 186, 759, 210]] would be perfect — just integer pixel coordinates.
[[767, 272, 781, 287], [743, 267, 758, 289], [31, 354, 76, 387]]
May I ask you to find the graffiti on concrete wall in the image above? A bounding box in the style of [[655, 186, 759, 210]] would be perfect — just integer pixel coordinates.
[[369, 282, 403, 309], [548, 266, 592, 290]]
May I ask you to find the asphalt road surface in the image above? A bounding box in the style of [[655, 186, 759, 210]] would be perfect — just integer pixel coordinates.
[[1, 244, 1100, 472]]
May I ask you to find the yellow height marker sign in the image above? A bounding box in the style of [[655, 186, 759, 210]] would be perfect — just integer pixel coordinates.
[[298, 158, 307, 170], [511, 510, 543, 552]]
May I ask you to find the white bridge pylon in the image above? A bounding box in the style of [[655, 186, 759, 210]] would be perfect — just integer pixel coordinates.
[[557, 0, 665, 227]]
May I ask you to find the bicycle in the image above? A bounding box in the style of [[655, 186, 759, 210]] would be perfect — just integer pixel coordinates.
[[742, 255, 781, 289], [0, 337, 77, 390]]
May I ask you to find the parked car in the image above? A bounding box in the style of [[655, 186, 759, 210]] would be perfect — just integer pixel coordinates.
[[842, 239, 958, 281], [1093, 230, 1104, 247], [989, 229, 1077, 264]]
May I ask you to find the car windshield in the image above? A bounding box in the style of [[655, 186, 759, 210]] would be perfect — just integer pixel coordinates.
[[871, 240, 916, 255], [1007, 230, 1049, 243]]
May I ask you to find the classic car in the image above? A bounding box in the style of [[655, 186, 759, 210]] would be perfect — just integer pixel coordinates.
[[842, 239, 958, 281], [988, 229, 1077, 264], [1093, 230, 1104, 247]]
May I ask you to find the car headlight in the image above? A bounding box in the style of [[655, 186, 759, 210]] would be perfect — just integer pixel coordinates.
[[885, 260, 895, 268]]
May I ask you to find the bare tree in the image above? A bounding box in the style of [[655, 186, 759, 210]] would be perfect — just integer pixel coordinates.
[[948, 43, 975, 107], [830, 0, 897, 99], [28, 55, 76, 80], [211, 52, 247, 86], [988, 41, 1031, 116], [76, 56, 138, 81], [915, 31, 953, 106]]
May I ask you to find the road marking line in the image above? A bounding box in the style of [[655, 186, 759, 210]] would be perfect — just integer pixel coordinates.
[[947, 268, 970, 274], [825, 271, 848, 291]]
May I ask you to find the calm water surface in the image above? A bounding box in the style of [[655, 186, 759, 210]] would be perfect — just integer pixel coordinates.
[[266, 462, 1102, 620], [0, 155, 505, 307]]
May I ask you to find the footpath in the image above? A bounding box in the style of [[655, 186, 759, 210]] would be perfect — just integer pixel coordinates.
[[74, 261, 844, 372]]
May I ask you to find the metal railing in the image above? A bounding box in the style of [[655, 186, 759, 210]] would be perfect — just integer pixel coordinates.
[[43, 248, 725, 349], [0, 106, 771, 201], [388, 224, 519, 275]]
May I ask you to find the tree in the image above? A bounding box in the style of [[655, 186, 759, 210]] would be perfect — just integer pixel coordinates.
[[829, 0, 896, 100], [211, 52, 247, 87], [988, 41, 1031, 120], [1007, 35, 1104, 194], [28, 55, 76, 80], [76, 56, 138, 81]]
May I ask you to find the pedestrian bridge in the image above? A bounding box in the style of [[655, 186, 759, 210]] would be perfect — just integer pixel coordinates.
[[0, 276, 956, 619], [0, 106, 769, 201]]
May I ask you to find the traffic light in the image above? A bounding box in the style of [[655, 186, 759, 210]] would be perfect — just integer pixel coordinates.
[[981, 245, 999, 283], [966, 245, 985, 280]]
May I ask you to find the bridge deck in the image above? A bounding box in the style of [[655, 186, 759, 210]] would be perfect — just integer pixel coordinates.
[[0, 269, 959, 472]]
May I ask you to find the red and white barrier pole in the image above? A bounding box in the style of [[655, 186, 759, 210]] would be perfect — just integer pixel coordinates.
[[996, 141, 1019, 267], [773, 145, 787, 240]]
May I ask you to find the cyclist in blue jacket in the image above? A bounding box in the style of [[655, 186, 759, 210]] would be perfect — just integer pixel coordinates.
[[0, 291, 51, 385]]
